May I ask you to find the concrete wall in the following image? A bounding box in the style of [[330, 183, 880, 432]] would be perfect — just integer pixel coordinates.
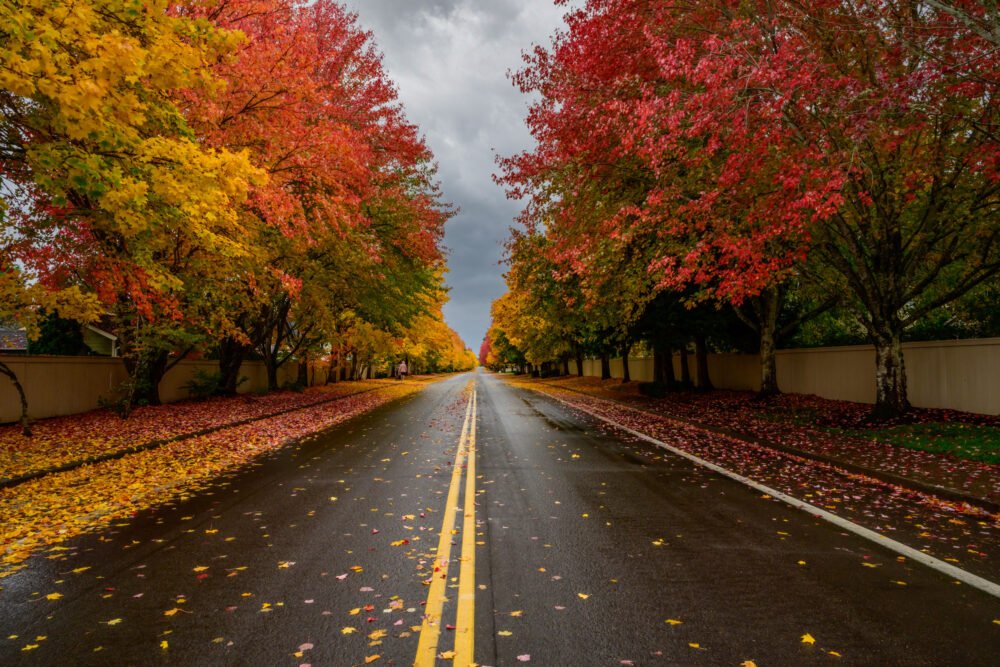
[[0, 356, 319, 423], [570, 337, 1000, 416]]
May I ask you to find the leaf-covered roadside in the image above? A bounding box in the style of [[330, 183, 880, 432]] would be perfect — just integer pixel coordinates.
[[531, 376, 1000, 504], [508, 376, 1000, 582], [0, 383, 421, 577], [0, 382, 381, 482]]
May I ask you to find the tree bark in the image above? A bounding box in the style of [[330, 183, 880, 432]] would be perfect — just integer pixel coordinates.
[[0, 360, 31, 436], [297, 359, 308, 386], [218, 338, 251, 395], [872, 328, 911, 418], [575, 347, 584, 377], [600, 352, 611, 380], [694, 333, 713, 390], [679, 346, 691, 385], [620, 343, 631, 383], [562, 357, 570, 376], [756, 289, 781, 396]]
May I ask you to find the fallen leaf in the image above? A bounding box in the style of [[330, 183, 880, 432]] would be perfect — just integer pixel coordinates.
[[342, 628, 357, 635], [106, 619, 122, 626], [365, 655, 380, 664], [498, 631, 513, 636], [802, 634, 815, 645], [665, 619, 682, 625], [577, 593, 589, 599], [517, 655, 531, 662], [45, 593, 62, 601]]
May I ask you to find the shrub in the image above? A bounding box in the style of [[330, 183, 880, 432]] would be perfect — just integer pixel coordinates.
[[638, 381, 668, 399], [181, 370, 223, 400]]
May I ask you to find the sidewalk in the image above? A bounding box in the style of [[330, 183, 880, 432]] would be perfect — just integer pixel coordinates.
[[519, 375, 1000, 512]]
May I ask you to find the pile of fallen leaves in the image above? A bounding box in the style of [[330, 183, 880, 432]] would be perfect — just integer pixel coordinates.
[[0, 383, 420, 576], [0, 382, 377, 481], [528, 376, 1000, 504]]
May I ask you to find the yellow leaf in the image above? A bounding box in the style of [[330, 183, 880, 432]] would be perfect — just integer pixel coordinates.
[[45, 592, 62, 600], [829, 651, 841, 657], [350, 608, 361, 615], [438, 651, 456, 659], [689, 643, 700, 648], [797, 561, 806, 566], [342, 627, 357, 635], [22, 645, 39, 652], [160, 640, 168, 650], [71, 567, 90, 574], [498, 631, 513, 636], [365, 655, 380, 663], [801, 634, 815, 645], [106, 619, 122, 626], [193, 566, 208, 572], [368, 629, 387, 641], [351, 566, 363, 572], [577, 593, 589, 599], [509, 610, 523, 617], [741, 662, 757, 667], [163, 608, 184, 617], [665, 619, 682, 625]]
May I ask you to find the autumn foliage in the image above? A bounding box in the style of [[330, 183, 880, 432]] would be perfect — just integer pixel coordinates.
[[495, 0, 1000, 416], [1, 0, 473, 426]]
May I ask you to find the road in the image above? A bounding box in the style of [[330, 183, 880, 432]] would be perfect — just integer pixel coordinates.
[[2, 370, 999, 665]]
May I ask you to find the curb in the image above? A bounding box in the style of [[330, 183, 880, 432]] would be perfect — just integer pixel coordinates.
[[0, 386, 384, 490], [530, 379, 1000, 515]]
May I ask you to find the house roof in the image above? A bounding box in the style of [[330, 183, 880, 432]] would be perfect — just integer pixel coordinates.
[[0, 328, 28, 351]]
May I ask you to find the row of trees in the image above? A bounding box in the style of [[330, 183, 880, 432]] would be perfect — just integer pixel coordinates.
[[1, 0, 475, 433], [486, 0, 1000, 417]]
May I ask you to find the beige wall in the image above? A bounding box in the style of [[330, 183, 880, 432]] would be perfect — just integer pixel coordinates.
[[0, 356, 313, 424], [570, 337, 1000, 416]]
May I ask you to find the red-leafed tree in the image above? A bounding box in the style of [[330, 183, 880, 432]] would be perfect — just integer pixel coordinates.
[[501, 0, 1000, 417]]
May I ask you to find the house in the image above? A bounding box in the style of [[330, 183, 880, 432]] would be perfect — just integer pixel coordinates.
[[82, 324, 119, 357], [0, 328, 28, 354]]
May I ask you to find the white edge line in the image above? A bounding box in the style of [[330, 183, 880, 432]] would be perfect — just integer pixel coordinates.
[[550, 394, 1000, 601]]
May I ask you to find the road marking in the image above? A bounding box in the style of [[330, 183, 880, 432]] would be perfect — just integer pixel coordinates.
[[454, 388, 477, 664], [415, 383, 475, 666], [547, 395, 1000, 601]]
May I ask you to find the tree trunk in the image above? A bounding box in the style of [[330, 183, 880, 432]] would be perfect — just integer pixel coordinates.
[[562, 357, 570, 376], [0, 360, 31, 436], [350, 351, 359, 381], [137, 351, 169, 405], [679, 346, 691, 385], [218, 338, 250, 395], [754, 287, 781, 396], [575, 347, 584, 377], [694, 333, 713, 390], [620, 343, 631, 383], [264, 351, 279, 390], [297, 359, 308, 386], [600, 352, 611, 380], [759, 327, 779, 397], [872, 328, 911, 418], [664, 349, 676, 385]]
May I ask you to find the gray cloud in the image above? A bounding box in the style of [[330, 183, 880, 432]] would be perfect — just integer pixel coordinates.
[[341, 0, 569, 349]]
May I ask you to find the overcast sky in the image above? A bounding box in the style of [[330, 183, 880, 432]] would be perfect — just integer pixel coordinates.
[[340, 0, 571, 351]]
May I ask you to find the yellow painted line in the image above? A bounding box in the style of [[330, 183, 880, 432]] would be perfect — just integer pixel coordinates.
[[414, 384, 474, 666], [454, 388, 477, 665]]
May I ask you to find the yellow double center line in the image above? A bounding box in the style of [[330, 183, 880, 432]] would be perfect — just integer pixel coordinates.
[[415, 384, 478, 666]]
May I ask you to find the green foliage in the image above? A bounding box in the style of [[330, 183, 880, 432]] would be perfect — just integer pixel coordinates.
[[638, 381, 668, 398], [180, 370, 243, 400], [26, 312, 85, 355]]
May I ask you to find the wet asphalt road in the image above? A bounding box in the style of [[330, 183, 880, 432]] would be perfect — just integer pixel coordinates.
[[1, 370, 999, 666]]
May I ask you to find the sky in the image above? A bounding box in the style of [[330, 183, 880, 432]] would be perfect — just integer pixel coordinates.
[[340, 0, 572, 351]]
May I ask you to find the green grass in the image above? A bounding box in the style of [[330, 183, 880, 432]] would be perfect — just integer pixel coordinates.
[[828, 423, 1000, 464], [753, 407, 1000, 464]]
